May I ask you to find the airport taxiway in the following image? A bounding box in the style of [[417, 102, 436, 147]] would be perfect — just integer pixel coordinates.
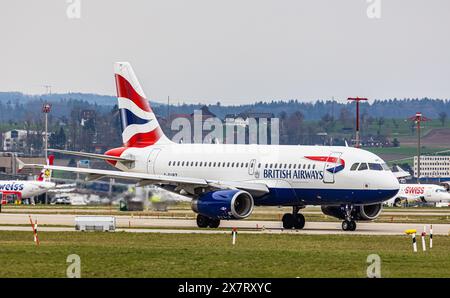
[[1, 213, 450, 235]]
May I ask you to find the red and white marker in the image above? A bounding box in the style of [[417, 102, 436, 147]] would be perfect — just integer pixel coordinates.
[[412, 233, 417, 252], [430, 225, 433, 249], [232, 227, 237, 245], [421, 225, 426, 252], [28, 215, 39, 246]]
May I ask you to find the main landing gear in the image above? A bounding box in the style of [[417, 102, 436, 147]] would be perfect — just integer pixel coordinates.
[[282, 206, 305, 229], [196, 214, 220, 228], [341, 204, 357, 231]]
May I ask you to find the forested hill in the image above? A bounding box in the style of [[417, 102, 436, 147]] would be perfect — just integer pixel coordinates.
[[0, 92, 448, 121]]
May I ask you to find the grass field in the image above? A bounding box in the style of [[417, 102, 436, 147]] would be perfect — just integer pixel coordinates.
[[1, 231, 449, 278]]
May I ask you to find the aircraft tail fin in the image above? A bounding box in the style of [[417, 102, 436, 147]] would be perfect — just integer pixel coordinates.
[[114, 62, 171, 147], [37, 155, 54, 182]]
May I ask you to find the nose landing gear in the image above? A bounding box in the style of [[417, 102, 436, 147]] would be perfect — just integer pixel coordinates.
[[282, 206, 305, 229], [341, 204, 357, 231]]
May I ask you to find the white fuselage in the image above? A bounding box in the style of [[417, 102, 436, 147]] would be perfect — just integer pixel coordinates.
[[386, 183, 450, 206], [110, 143, 400, 206], [0, 180, 56, 199]]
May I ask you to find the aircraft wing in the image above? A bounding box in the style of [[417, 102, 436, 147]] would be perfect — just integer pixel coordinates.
[[20, 163, 270, 197]]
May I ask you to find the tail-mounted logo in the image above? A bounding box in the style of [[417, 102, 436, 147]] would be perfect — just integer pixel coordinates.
[[44, 169, 51, 178], [305, 156, 345, 173]]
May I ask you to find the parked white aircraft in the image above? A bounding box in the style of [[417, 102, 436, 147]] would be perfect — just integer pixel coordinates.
[[1, 156, 56, 202], [385, 183, 450, 207], [21, 62, 400, 231], [391, 165, 411, 179]]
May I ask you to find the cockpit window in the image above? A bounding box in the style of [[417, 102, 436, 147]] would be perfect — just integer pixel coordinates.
[[358, 163, 368, 171], [368, 163, 383, 171], [350, 163, 359, 171], [381, 163, 390, 171]]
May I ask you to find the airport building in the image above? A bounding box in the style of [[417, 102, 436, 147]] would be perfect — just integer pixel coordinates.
[[414, 155, 450, 180]]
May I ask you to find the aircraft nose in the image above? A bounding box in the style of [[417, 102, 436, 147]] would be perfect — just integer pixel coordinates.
[[385, 172, 400, 192]]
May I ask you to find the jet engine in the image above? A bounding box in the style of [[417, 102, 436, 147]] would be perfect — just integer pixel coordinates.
[[191, 189, 254, 220], [321, 203, 383, 221]]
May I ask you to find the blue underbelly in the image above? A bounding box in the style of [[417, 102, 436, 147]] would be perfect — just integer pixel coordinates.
[[256, 188, 399, 206]]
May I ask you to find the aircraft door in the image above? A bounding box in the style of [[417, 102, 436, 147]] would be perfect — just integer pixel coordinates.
[[147, 149, 161, 174], [248, 159, 257, 176], [323, 152, 343, 184]]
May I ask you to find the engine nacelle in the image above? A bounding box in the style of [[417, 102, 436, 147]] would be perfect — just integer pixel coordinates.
[[191, 190, 254, 220], [321, 203, 383, 221]]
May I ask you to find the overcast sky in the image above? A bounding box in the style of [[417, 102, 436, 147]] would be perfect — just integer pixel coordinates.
[[1, 0, 449, 105]]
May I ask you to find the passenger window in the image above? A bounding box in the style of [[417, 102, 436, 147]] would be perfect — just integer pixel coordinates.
[[246, 163, 249, 167], [209, 162, 212, 167], [307, 164, 311, 169], [358, 163, 368, 171], [350, 163, 359, 171], [168, 161, 171, 166], [227, 162, 230, 167], [284, 163, 287, 168], [293, 164, 297, 169], [241, 162, 244, 167], [258, 163, 261, 168], [191, 162, 194, 166]]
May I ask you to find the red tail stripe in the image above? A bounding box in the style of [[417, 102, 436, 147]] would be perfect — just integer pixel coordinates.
[[48, 155, 54, 166], [124, 128, 163, 147], [115, 74, 152, 113]]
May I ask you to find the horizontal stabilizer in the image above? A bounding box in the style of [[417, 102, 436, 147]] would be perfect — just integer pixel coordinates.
[[47, 149, 134, 163]]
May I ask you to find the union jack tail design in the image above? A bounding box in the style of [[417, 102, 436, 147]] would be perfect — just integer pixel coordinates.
[[114, 62, 170, 147], [37, 155, 54, 182]]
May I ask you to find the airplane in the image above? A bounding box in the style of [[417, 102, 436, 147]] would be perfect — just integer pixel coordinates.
[[20, 62, 400, 231], [1, 156, 56, 203], [391, 165, 412, 179], [385, 183, 450, 207]]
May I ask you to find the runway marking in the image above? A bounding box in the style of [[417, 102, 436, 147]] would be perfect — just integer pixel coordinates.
[[1, 213, 450, 235]]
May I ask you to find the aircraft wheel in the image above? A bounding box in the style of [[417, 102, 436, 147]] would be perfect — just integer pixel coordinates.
[[349, 220, 357, 231], [196, 214, 210, 228], [282, 213, 295, 229], [293, 214, 305, 229], [208, 218, 220, 228], [342, 220, 357, 231]]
